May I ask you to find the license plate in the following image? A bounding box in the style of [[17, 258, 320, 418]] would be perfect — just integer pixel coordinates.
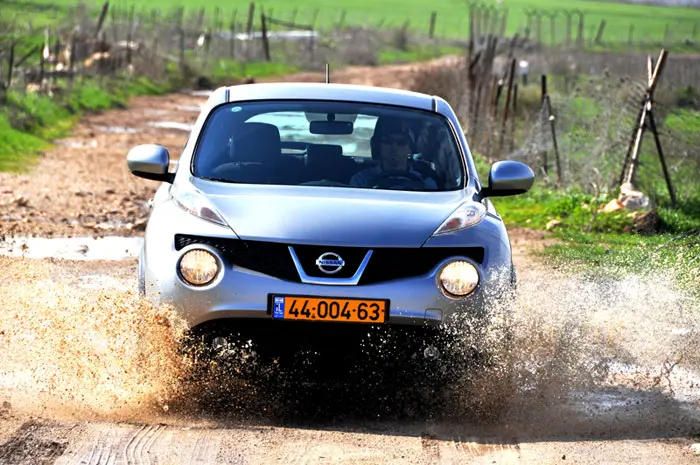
[[271, 295, 388, 323]]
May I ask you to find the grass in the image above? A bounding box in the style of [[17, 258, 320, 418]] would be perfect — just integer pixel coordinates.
[[0, 76, 172, 172], [6, 0, 700, 48], [378, 45, 464, 65], [484, 175, 700, 289]]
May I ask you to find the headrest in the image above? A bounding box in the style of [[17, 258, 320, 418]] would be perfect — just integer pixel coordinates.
[[231, 122, 281, 162], [306, 144, 343, 165]]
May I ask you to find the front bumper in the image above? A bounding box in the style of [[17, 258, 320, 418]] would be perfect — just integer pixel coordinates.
[[141, 202, 513, 331]]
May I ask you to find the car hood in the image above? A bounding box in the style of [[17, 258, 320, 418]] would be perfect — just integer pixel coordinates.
[[193, 181, 471, 247]]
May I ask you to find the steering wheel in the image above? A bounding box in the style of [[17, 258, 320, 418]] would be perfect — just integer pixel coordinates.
[[370, 170, 426, 189]]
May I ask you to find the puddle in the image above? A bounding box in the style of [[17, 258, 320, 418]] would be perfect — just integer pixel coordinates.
[[222, 30, 319, 41], [94, 125, 141, 134], [56, 140, 98, 149], [148, 121, 193, 132], [174, 105, 203, 112], [0, 236, 143, 261], [143, 109, 170, 116]]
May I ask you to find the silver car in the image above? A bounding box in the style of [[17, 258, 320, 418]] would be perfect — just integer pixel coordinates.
[[127, 82, 534, 372]]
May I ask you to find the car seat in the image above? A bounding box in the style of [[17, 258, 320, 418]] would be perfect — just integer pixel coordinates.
[[305, 144, 356, 183]]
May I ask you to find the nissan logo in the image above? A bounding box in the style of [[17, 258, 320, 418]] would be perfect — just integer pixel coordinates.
[[316, 252, 345, 274]]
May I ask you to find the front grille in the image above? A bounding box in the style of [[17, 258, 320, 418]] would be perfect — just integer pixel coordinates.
[[291, 244, 368, 279], [175, 234, 300, 282], [174, 234, 484, 285], [358, 247, 485, 285]]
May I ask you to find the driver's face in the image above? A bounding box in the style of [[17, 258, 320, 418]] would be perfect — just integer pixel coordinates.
[[378, 133, 410, 171]]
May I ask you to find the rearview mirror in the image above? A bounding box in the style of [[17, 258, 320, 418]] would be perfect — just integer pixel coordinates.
[[309, 120, 354, 135], [480, 160, 534, 198], [126, 144, 175, 183]]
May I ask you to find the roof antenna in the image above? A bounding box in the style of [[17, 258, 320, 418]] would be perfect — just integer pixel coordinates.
[[325, 63, 330, 83]]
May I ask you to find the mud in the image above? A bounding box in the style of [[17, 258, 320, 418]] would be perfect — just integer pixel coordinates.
[[0, 57, 699, 464]]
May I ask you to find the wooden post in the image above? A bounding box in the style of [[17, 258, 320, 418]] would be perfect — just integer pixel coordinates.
[[664, 23, 670, 44], [509, 83, 518, 153], [628, 24, 634, 46], [499, 9, 508, 38], [646, 110, 676, 206], [693, 23, 698, 40], [620, 49, 669, 188], [7, 41, 15, 89], [126, 4, 134, 72], [261, 12, 270, 61], [39, 36, 46, 90], [540, 74, 547, 105], [246, 2, 255, 38], [594, 19, 606, 44], [540, 74, 548, 174], [544, 95, 562, 185], [565, 11, 572, 48], [338, 10, 346, 31], [68, 39, 75, 90], [95, 1, 109, 38], [576, 11, 584, 49], [498, 58, 517, 155], [230, 9, 238, 58], [429, 11, 437, 39]]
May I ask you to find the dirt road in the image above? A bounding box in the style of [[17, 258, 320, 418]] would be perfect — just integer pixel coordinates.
[[1, 59, 699, 464]]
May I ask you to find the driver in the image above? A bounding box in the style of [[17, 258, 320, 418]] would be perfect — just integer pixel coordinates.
[[349, 118, 438, 189]]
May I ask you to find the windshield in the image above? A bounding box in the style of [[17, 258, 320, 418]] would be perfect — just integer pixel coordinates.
[[192, 100, 466, 192]]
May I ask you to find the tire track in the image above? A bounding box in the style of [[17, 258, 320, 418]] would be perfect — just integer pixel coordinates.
[[420, 433, 441, 463]]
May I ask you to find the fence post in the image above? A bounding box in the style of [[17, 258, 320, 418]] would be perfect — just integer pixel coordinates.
[[337, 11, 346, 31], [509, 83, 518, 154], [544, 95, 562, 185], [229, 9, 238, 58], [260, 11, 270, 61], [594, 19, 606, 45], [540, 75, 548, 174], [576, 11, 584, 49], [498, 58, 516, 156], [429, 11, 437, 39], [246, 2, 256, 46], [95, 1, 109, 37], [628, 24, 634, 46], [499, 9, 508, 39], [6, 42, 15, 90]]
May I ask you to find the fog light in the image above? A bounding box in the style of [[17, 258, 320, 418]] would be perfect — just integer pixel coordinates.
[[179, 249, 219, 286], [439, 260, 479, 298]]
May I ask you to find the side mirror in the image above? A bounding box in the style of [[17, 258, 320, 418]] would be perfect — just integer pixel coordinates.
[[480, 160, 534, 199], [127, 144, 175, 183]]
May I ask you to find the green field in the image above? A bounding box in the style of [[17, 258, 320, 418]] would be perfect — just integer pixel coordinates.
[[4, 0, 700, 46]]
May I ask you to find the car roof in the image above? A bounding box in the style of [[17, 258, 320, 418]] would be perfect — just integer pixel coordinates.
[[222, 82, 437, 112]]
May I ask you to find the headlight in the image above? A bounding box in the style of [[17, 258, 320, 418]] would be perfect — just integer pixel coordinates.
[[439, 260, 479, 298], [433, 202, 486, 236], [178, 249, 220, 286], [172, 187, 228, 227]]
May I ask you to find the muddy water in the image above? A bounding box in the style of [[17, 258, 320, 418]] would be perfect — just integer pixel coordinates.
[[0, 250, 698, 440]]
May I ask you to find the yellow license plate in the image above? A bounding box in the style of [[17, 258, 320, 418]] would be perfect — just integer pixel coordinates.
[[271, 295, 388, 323]]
